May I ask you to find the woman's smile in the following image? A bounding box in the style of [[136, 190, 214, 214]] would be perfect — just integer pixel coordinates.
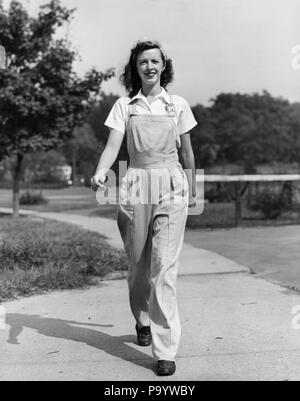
[[144, 71, 157, 79]]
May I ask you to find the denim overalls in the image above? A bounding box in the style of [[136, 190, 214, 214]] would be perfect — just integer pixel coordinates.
[[117, 98, 189, 361]]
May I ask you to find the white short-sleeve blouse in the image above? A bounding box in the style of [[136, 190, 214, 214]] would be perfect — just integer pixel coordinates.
[[104, 88, 198, 137]]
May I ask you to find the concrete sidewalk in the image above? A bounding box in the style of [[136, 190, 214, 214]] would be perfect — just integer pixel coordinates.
[[1, 274, 300, 381], [1, 207, 300, 381]]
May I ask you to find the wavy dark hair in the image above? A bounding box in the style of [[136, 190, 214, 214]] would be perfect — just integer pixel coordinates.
[[120, 40, 174, 98]]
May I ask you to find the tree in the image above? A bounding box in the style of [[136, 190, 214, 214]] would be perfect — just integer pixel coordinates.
[[62, 92, 123, 187], [88, 92, 120, 145], [23, 149, 69, 185], [286, 102, 300, 165], [88, 92, 129, 180], [62, 123, 101, 186], [0, 0, 114, 216], [207, 91, 298, 171], [191, 104, 219, 168], [190, 91, 300, 172]]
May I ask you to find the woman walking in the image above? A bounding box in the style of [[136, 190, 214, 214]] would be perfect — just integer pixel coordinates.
[[91, 40, 197, 376]]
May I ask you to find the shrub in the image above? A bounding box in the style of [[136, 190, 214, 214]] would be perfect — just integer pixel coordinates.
[[249, 190, 289, 219], [205, 184, 234, 203], [20, 191, 48, 206]]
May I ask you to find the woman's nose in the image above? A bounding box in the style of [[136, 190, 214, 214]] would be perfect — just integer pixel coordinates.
[[146, 62, 154, 69]]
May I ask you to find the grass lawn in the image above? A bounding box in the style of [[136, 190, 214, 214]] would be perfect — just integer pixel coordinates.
[[0, 187, 98, 212], [0, 215, 128, 302], [1, 187, 300, 228], [0, 187, 119, 218]]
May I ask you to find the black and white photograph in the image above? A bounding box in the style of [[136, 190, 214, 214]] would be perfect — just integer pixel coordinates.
[[0, 0, 300, 385]]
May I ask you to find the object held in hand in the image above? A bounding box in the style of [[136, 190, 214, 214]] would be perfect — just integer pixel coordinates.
[[188, 195, 197, 208], [0, 45, 6, 70], [90, 175, 108, 192]]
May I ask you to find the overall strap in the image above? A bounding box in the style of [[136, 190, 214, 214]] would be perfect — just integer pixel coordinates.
[[128, 101, 138, 116]]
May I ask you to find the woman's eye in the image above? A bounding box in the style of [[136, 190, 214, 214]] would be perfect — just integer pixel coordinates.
[[140, 60, 159, 64]]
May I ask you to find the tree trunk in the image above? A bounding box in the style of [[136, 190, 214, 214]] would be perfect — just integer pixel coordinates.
[[234, 182, 242, 227], [12, 153, 23, 218], [71, 150, 77, 186]]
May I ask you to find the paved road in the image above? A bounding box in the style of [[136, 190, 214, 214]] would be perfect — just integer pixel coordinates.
[[184, 225, 300, 291]]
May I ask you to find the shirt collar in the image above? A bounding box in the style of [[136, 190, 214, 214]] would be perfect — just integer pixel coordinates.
[[129, 88, 171, 104]]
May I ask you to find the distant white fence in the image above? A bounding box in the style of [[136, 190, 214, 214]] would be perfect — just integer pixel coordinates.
[[197, 174, 300, 226]]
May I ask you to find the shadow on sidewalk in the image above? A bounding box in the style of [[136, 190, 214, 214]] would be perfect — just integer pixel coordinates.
[[6, 313, 154, 372]]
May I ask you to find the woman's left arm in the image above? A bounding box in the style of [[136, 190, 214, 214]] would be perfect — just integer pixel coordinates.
[[178, 133, 197, 205]]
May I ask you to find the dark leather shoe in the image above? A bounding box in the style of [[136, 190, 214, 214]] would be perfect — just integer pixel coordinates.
[[157, 360, 176, 376], [135, 325, 152, 346]]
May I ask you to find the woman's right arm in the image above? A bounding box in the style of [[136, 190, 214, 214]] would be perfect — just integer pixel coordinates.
[[91, 128, 124, 187]]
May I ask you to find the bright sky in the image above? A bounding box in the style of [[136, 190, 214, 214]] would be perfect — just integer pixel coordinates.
[[4, 0, 300, 106]]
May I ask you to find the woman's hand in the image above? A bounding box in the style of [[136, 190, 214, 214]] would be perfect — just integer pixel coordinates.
[[91, 128, 124, 192], [90, 170, 108, 192]]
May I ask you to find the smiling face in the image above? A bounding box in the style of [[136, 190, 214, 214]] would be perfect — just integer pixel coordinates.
[[136, 48, 165, 88]]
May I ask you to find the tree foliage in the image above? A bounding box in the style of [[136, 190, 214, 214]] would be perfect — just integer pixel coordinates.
[[87, 90, 300, 175], [0, 0, 114, 159], [191, 91, 300, 171], [88, 92, 130, 172], [61, 123, 100, 185], [0, 0, 114, 215]]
